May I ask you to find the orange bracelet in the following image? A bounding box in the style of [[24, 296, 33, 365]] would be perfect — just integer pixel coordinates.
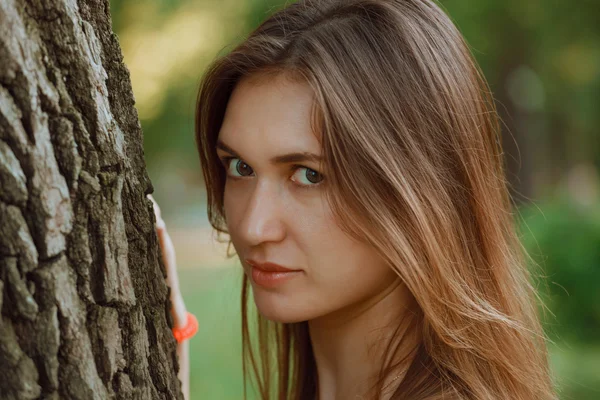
[[172, 311, 198, 343]]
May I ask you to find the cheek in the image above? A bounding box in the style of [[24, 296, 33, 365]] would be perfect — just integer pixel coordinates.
[[223, 182, 242, 231], [302, 214, 396, 308], [314, 237, 393, 293], [222, 185, 246, 258]]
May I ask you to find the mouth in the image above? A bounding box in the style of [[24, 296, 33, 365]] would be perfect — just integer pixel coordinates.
[[245, 259, 303, 288], [245, 259, 301, 272]]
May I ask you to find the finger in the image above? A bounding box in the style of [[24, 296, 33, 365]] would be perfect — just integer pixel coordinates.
[[147, 194, 165, 230], [161, 230, 179, 289], [155, 222, 181, 298], [147, 194, 161, 218], [160, 231, 175, 267], [146, 196, 181, 288]]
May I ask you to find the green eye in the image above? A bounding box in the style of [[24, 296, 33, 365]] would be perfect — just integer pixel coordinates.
[[220, 157, 324, 189]]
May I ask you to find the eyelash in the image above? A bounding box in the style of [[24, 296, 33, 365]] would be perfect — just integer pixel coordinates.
[[219, 156, 324, 189]]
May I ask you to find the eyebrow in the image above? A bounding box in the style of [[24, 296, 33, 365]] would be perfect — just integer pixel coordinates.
[[216, 140, 323, 165]]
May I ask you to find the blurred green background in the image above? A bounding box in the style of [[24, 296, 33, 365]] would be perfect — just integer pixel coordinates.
[[108, 0, 600, 398]]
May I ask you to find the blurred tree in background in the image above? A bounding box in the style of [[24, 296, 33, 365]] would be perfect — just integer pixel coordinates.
[[442, 0, 600, 203], [109, 0, 600, 398]]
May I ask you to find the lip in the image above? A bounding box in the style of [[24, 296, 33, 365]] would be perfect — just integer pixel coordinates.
[[245, 259, 302, 288], [245, 259, 300, 272]]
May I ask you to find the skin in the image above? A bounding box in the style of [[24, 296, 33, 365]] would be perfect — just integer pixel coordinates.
[[151, 73, 417, 400]]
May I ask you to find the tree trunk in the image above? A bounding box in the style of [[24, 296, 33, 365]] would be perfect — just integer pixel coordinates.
[[0, 0, 183, 399]]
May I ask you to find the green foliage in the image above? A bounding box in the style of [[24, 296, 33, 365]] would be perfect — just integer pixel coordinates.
[[520, 200, 600, 343]]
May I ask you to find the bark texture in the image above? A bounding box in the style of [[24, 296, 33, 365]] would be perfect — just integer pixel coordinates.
[[0, 0, 183, 398]]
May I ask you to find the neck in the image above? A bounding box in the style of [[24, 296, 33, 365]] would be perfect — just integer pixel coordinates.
[[308, 279, 419, 400]]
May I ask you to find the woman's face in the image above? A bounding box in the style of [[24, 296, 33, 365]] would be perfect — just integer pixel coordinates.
[[217, 73, 399, 323]]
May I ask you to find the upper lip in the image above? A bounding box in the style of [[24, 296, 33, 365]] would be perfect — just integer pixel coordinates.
[[245, 259, 301, 272]]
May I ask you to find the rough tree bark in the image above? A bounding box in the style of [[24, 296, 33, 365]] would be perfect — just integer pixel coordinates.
[[0, 0, 183, 399]]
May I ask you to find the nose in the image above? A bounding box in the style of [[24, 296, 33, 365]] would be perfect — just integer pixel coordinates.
[[237, 180, 286, 246]]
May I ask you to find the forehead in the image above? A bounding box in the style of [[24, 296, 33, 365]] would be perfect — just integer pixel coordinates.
[[218, 73, 322, 155]]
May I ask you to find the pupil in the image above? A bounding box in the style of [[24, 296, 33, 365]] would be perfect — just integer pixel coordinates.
[[236, 160, 252, 176], [306, 169, 321, 183]]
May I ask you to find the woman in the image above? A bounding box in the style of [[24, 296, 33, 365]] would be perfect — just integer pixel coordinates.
[[151, 0, 558, 398]]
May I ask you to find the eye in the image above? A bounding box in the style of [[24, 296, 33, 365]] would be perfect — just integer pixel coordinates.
[[291, 166, 324, 187], [224, 157, 254, 177], [219, 156, 324, 188]]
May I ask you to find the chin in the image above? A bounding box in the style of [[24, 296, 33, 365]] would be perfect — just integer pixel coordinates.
[[251, 288, 308, 323]]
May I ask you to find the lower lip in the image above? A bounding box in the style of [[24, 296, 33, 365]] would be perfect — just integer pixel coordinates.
[[250, 266, 302, 288]]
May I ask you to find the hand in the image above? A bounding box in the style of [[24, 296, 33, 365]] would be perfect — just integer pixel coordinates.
[[147, 194, 188, 329]]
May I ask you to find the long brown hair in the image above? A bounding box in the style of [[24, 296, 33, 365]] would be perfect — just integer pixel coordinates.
[[195, 0, 557, 398]]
